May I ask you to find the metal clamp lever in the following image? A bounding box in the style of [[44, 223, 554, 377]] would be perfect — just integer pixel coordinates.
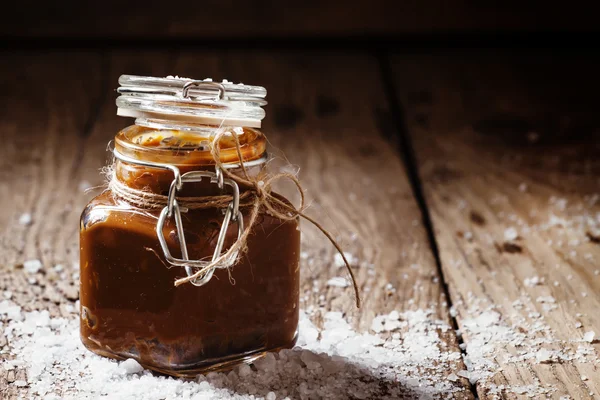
[[113, 148, 245, 287], [156, 170, 244, 286]]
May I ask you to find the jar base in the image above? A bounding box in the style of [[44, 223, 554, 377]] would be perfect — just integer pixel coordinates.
[[82, 331, 298, 379]]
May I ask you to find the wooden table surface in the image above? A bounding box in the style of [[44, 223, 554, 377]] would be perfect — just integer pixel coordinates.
[[1, 49, 599, 399]]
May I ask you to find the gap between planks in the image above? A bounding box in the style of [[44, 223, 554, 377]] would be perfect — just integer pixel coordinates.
[[377, 51, 478, 398]]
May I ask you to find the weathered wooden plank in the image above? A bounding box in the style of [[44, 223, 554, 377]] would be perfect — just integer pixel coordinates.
[[0, 51, 106, 398], [392, 52, 600, 399], [1, 51, 471, 398]]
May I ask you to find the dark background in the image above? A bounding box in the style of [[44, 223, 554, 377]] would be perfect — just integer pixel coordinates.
[[2, 1, 599, 48]]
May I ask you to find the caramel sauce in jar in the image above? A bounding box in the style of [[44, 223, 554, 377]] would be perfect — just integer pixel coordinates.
[[80, 80, 300, 376]]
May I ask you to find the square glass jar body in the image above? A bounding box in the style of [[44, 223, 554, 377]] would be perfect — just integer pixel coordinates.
[[79, 126, 300, 377]]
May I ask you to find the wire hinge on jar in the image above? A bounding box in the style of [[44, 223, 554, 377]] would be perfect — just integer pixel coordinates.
[[112, 148, 253, 287]]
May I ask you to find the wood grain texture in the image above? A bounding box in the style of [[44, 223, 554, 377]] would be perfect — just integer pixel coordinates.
[[0, 51, 471, 398], [392, 52, 600, 399], [2, 1, 597, 39]]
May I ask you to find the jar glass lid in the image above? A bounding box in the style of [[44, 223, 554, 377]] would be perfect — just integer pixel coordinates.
[[116, 75, 267, 128]]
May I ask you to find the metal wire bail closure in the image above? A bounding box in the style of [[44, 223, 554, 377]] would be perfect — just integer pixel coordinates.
[[181, 81, 226, 101], [112, 148, 246, 287], [155, 169, 244, 286]]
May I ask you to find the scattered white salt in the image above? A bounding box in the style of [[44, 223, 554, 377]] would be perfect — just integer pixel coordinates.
[[3, 291, 13, 299], [166, 75, 193, 80], [0, 300, 23, 321], [447, 373, 458, 382], [536, 296, 555, 304], [333, 252, 357, 268], [535, 349, 552, 363], [456, 370, 469, 379], [524, 276, 543, 287], [19, 213, 32, 225], [3, 307, 467, 399], [504, 227, 518, 241], [370, 310, 402, 333], [23, 259, 42, 274], [326, 277, 349, 288]]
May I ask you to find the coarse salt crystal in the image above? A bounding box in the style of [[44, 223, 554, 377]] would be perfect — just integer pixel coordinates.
[[456, 370, 469, 379], [447, 373, 459, 382], [333, 252, 357, 268], [583, 331, 595, 343], [23, 259, 43, 274], [326, 277, 349, 288], [536, 296, 555, 304], [120, 358, 144, 375], [0, 300, 23, 321], [535, 349, 552, 363], [575, 322, 583, 328], [524, 276, 543, 287], [19, 213, 32, 225], [504, 227, 518, 241]]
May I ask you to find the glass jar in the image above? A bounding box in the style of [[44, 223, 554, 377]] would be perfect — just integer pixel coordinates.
[[79, 76, 300, 377]]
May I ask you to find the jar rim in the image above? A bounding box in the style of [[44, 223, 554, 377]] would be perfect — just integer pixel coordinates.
[[116, 75, 267, 128], [114, 125, 267, 167]]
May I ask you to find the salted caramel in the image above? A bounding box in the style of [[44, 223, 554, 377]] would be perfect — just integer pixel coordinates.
[[80, 77, 300, 376]]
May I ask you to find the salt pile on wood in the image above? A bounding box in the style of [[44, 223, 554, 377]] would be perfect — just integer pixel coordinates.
[[1, 302, 469, 399]]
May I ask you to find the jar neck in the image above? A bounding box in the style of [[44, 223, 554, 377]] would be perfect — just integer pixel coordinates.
[[113, 123, 266, 196]]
